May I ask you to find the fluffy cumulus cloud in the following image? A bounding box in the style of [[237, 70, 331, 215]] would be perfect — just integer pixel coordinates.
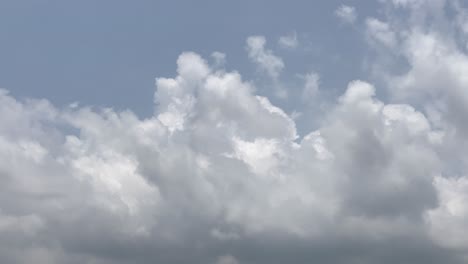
[[2, 1, 468, 263]]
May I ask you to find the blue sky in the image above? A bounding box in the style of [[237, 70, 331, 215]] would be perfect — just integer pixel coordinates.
[[0, 0, 377, 117]]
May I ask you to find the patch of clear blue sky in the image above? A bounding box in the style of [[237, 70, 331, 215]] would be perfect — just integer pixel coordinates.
[[0, 0, 379, 118]]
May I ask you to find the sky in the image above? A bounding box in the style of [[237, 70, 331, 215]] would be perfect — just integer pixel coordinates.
[[1, 0, 468, 263]]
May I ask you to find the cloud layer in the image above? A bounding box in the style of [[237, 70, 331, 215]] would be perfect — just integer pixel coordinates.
[[1, 1, 468, 263]]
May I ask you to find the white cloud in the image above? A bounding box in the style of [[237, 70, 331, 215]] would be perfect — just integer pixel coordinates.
[[360, 2, 468, 259], [427, 176, 468, 251], [366, 17, 397, 48], [246, 35, 284, 80], [278, 31, 298, 49], [3, 1, 468, 263], [335, 4, 357, 24], [302, 72, 320, 100], [0, 56, 447, 262]]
